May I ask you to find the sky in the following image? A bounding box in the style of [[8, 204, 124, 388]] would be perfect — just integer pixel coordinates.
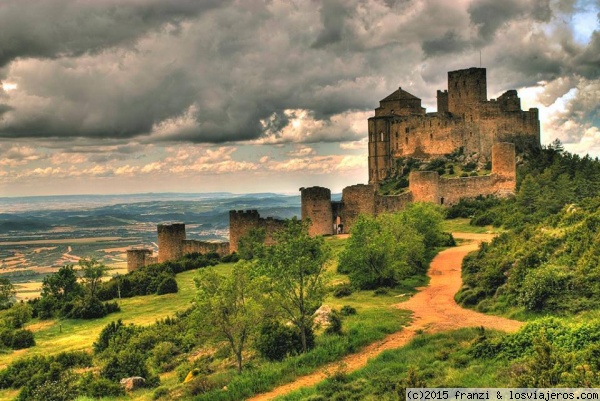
[[0, 0, 598, 197]]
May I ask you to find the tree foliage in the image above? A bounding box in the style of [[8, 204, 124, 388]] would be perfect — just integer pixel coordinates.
[[257, 218, 330, 353], [195, 261, 264, 373], [338, 203, 446, 289]]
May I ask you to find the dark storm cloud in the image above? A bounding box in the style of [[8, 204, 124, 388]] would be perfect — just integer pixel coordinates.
[[468, 0, 551, 41], [422, 31, 471, 57], [312, 0, 352, 48], [0, 0, 597, 147], [0, 0, 227, 68]]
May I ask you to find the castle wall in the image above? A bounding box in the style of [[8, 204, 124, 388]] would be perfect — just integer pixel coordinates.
[[300, 186, 333, 236], [439, 175, 496, 205], [375, 192, 413, 214], [492, 142, 517, 194], [182, 240, 230, 257], [340, 184, 376, 232], [157, 223, 186, 263], [368, 118, 393, 182], [409, 171, 440, 203], [229, 210, 286, 253], [126, 249, 153, 272]]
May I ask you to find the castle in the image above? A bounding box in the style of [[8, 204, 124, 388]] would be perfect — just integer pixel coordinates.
[[127, 67, 541, 271], [368, 67, 539, 184]]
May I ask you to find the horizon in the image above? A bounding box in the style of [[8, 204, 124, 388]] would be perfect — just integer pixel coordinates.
[[0, 1, 598, 197]]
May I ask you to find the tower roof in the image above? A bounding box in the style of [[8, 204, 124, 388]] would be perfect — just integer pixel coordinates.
[[380, 87, 420, 102]]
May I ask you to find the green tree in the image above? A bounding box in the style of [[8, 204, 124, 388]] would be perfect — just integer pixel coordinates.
[[41, 265, 83, 304], [257, 218, 330, 353], [338, 215, 397, 289], [0, 278, 16, 310], [195, 262, 264, 373], [79, 258, 107, 299], [3, 302, 33, 329], [517, 175, 541, 215], [237, 227, 266, 260]]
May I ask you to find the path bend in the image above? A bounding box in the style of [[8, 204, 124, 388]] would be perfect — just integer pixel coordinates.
[[247, 232, 523, 401]]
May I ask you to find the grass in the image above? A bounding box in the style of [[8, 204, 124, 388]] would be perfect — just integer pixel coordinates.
[[442, 218, 498, 234], [278, 328, 510, 401], [0, 262, 234, 368]]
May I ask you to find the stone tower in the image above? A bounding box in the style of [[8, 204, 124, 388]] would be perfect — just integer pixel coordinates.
[[447, 67, 487, 115], [157, 223, 186, 263], [300, 186, 333, 236], [126, 248, 152, 272]]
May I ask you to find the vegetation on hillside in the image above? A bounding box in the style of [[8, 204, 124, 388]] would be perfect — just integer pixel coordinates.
[[339, 203, 452, 289]]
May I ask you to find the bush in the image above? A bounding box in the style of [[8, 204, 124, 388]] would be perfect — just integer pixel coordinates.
[[11, 329, 35, 349], [69, 297, 107, 319], [255, 321, 314, 361], [100, 349, 150, 382], [325, 310, 343, 335], [333, 283, 353, 298], [153, 387, 170, 400], [340, 305, 357, 316], [156, 277, 178, 295], [80, 373, 125, 398]]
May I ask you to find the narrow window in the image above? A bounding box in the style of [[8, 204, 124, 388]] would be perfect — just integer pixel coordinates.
[[380, 132, 384, 141], [405, 136, 408, 145], [405, 127, 409, 134]]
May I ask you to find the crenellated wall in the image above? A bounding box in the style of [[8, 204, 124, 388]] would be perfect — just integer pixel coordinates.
[[126, 249, 153, 272], [228, 210, 286, 253], [182, 240, 230, 257], [301, 142, 516, 235]]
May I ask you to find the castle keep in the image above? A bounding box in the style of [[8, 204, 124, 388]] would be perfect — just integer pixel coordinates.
[[368, 67, 539, 184], [127, 67, 542, 271]]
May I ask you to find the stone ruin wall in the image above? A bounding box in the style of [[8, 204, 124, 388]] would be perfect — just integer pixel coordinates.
[[126, 249, 153, 273], [182, 240, 230, 257], [157, 223, 186, 263], [228, 210, 286, 253]]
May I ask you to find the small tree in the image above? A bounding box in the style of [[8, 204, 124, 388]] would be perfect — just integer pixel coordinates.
[[79, 258, 107, 299], [0, 278, 16, 310], [41, 265, 83, 304], [195, 261, 263, 373], [257, 218, 330, 353]]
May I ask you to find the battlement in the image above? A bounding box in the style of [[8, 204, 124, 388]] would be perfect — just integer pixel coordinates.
[[229, 209, 286, 253], [126, 248, 153, 272]]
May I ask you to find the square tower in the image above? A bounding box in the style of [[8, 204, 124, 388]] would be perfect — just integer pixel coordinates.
[[447, 67, 487, 116]]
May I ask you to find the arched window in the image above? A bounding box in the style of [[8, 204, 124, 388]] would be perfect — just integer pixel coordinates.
[[380, 132, 384, 141]]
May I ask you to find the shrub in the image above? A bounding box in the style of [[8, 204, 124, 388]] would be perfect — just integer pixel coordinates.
[[374, 288, 389, 296], [69, 297, 107, 319], [325, 310, 343, 335], [100, 349, 150, 382], [255, 321, 314, 361], [79, 373, 125, 398], [333, 283, 353, 298], [340, 305, 357, 316], [156, 277, 178, 295], [153, 387, 170, 400], [11, 329, 35, 349]]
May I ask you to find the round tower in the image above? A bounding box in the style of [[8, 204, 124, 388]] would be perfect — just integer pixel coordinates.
[[409, 171, 440, 203], [126, 248, 152, 272], [157, 223, 186, 263], [300, 186, 333, 236]]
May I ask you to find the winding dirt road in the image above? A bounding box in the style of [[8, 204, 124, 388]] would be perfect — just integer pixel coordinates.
[[247, 233, 523, 401]]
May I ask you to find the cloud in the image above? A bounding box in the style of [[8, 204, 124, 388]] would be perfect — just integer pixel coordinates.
[[0, 0, 227, 67], [0, 0, 596, 173], [340, 137, 368, 150]]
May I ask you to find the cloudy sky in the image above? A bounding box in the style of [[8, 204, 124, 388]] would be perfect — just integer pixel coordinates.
[[0, 0, 598, 197]]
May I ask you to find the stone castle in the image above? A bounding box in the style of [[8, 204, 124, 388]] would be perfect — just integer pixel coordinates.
[[127, 67, 541, 271]]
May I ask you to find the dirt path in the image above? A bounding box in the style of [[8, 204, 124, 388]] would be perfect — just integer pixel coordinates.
[[247, 233, 523, 401]]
